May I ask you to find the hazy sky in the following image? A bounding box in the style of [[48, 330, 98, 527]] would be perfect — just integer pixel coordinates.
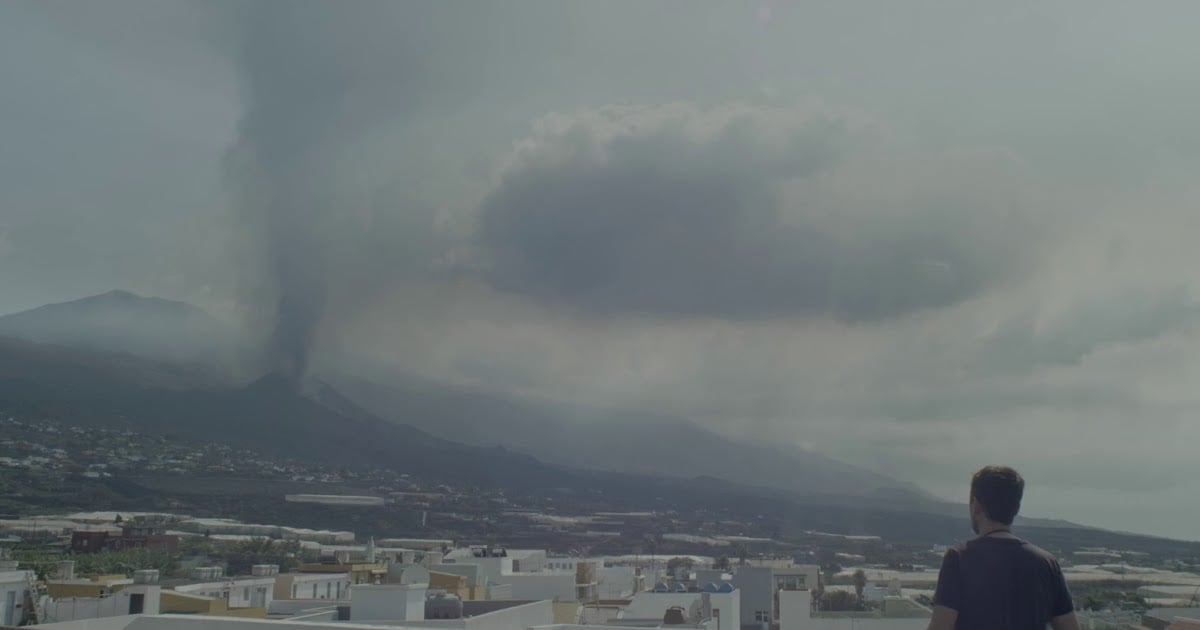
[[3, 1, 1200, 539]]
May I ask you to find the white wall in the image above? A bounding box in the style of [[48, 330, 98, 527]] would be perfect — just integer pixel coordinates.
[[779, 590, 812, 630], [461, 600, 552, 630], [473, 558, 513, 585], [801, 619, 928, 630], [732, 567, 774, 625], [710, 590, 740, 630], [265, 599, 344, 616], [486, 583, 513, 601], [42, 586, 161, 624], [32, 614, 142, 630], [432, 564, 483, 588], [532, 624, 716, 630], [622, 590, 738, 630], [349, 583, 426, 621], [32, 603, 552, 630], [500, 573, 576, 602], [173, 578, 275, 609], [596, 566, 636, 599], [509, 551, 547, 573], [1, 570, 34, 627], [278, 574, 349, 601]]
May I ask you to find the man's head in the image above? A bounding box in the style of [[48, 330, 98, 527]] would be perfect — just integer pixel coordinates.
[[969, 466, 1024, 534]]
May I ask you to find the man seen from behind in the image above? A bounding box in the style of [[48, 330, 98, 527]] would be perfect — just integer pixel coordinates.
[[928, 466, 1080, 630]]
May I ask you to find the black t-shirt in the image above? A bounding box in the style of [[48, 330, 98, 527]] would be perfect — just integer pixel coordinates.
[[933, 536, 1074, 629]]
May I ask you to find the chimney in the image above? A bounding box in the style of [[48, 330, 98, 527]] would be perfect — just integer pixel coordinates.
[[190, 566, 224, 580], [57, 560, 76, 580], [133, 570, 160, 585]]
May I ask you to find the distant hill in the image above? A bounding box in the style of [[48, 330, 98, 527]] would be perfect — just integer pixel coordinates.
[[0, 291, 1065, 524], [0, 290, 237, 367], [0, 291, 928, 502], [0, 334, 1197, 554], [325, 371, 931, 501], [0, 335, 561, 488], [319, 372, 1083, 531]]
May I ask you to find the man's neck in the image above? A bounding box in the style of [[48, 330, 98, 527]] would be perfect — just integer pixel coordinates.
[[978, 523, 1015, 538]]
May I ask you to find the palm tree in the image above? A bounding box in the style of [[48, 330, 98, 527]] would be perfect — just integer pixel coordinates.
[[853, 569, 867, 600]]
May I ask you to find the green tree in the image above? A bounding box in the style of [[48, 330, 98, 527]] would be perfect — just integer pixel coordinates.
[[853, 569, 867, 599], [13, 549, 64, 581], [221, 538, 300, 576], [72, 548, 178, 578], [180, 536, 213, 557], [820, 590, 866, 612]]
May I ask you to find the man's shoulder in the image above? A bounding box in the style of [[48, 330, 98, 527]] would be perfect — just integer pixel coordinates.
[[957, 537, 1060, 563], [1016, 539, 1060, 563]]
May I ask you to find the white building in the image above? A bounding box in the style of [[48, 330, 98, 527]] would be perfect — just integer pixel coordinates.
[[172, 571, 277, 610], [731, 564, 820, 626], [274, 572, 350, 601], [596, 565, 638, 599], [438, 549, 594, 602], [622, 588, 739, 630], [508, 550, 548, 573], [350, 583, 428, 622], [40, 583, 161, 624], [1, 568, 37, 626], [732, 566, 776, 625], [31, 599, 555, 630]]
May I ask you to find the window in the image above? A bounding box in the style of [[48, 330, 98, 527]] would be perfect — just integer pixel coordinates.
[[292, 584, 297, 598], [312, 584, 318, 598], [325, 583, 331, 598], [777, 575, 805, 591], [243, 587, 249, 601], [754, 611, 770, 622]]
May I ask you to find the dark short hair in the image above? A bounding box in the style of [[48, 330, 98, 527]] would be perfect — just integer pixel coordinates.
[[971, 466, 1024, 525]]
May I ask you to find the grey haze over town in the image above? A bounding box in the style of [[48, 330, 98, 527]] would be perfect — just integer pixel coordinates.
[[2, 0, 1199, 541]]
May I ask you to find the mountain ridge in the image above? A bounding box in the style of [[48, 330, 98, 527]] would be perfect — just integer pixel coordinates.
[[0, 289, 239, 368], [4, 332, 1195, 552], [0, 291, 1167, 544], [323, 369, 931, 500]]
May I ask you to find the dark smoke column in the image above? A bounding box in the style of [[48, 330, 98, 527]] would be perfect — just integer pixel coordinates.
[[225, 3, 393, 384], [223, 2, 447, 382]]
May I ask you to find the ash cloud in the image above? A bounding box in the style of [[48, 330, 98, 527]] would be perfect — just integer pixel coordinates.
[[480, 105, 1042, 322]]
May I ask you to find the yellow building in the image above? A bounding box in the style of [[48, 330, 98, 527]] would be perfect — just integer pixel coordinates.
[[46, 576, 133, 599], [299, 562, 386, 585], [428, 570, 489, 600], [159, 591, 267, 618]]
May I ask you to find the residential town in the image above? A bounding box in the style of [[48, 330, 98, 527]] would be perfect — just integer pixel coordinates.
[[1, 505, 1199, 629], [4, 411, 1200, 629]]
